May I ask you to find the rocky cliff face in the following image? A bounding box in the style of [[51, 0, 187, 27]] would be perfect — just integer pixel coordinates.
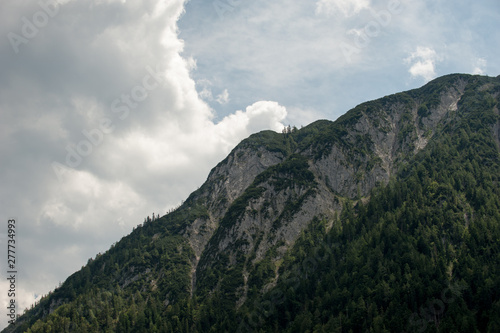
[[179, 74, 478, 304], [184, 144, 285, 259], [7, 73, 500, 333]]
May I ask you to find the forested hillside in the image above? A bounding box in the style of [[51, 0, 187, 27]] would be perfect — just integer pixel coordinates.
[[4, 74, 500, 333]]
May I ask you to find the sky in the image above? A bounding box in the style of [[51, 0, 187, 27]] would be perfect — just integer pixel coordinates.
[[0, 0, 498, 329]]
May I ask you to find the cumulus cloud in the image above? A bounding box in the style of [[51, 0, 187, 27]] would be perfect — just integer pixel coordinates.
[[213, 101, 287, 146], [197, 79, 214, 101], [1, 0, 499, 329], [0, 279, 37, 321], [472, 58, 487, 75], [405, 46, 438, 81], [286, 106, 324, 126], [197, 80, 229, 105], [315, 0, 371, 17], [0, 1, 287, 329], [232, 101, 287, 134], [216, 89, 230, 104]]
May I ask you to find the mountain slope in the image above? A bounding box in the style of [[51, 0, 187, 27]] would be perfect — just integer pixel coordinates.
[[4, 73, 500, 332], [238, 76, 500, 332]]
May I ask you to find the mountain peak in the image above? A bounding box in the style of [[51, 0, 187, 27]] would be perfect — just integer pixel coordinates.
[[7, 74, 500, 333]]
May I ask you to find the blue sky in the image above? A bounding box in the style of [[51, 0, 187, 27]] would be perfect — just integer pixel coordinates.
[[0, 0, 498, 329], [179, 0, 499, 124]]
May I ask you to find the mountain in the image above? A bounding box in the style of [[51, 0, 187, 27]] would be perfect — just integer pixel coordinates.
[[5, 73, 500, 332]]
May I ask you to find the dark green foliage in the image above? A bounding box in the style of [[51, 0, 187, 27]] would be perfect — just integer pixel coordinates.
[[220, 186, 266, 229], [241, 79, 500, 332], [242, 130, 296, 156], [6, 74, 500, 333], [9, 208, 197, 333], [272, 188, 316, 231], [258, 154, 316, 191], [195, 153, 318, 304]]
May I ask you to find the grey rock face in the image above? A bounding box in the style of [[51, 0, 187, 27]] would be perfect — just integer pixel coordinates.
[[181, 75, 477, 299], [184, 146, 285, 260]]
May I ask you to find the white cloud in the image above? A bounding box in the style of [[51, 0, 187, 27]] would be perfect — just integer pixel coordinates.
[[0, 279, 37, 322], [242, 101, 287, 133], [315, 0, 371, 17], [216, 89, 230, 104], [286, 106, 325, 127], [1, 0, 499, 329], [406, 46, 438, 81], [199, 87, 214, 100], [197, 79, 214, 101], [472, 58, 487, 75], [215, 101, 287, 145], [0, 1, 289, 329]]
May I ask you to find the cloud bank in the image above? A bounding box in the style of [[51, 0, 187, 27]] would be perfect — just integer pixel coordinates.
[[316, 0, 371, 17], [1, 0, 499, 329], [0, 0, 286, 329], [406, 46, 438, 81]]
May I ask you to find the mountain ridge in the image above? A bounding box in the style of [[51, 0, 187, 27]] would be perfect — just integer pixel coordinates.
[[5, 73, 500, 332]]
